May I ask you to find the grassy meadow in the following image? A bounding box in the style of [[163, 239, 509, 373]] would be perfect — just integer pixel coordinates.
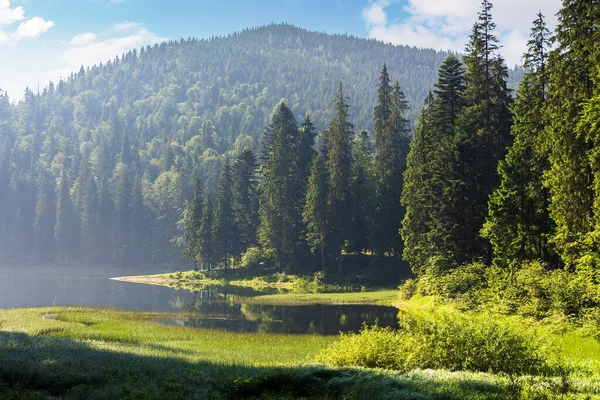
[[1, 294, 600, 399]]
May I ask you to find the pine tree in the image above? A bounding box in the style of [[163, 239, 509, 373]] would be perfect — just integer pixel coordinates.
[[213, 157, 235, 269], [129, 175, 147, 264], [199, 192, 215, 270], [373, 80, 411, 258], [303, 154, 329, 270], [55, 162, 75, 264], [482, 12, 553, 266], [299, 115, 318, 190], [324, 83, 354, 273], [349, 130, 375, 254], [426, 56, 467, 271], [374, 64, 392, 157], [402, 93, 436, 273], [112, 162, 130, 264], [233, 148, 259, 257], [182, 174, 203, 270], [452, 0, 512, 266], [402, 55, 468, 274], [78, 150, 98, 265], [258, 102, 303, 272], [34, 167, 56, 261]]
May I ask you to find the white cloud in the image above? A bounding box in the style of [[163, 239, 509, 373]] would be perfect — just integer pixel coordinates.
[[362, 0, 562, 66], [69, 33, 97, 47], [361, 0, 389, 26], [0, 1, 54, 46], [49, 23, 166, 81], [12, 17, 54, 41], [0, 0, 24, 26]]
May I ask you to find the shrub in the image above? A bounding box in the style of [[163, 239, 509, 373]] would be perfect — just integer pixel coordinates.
[[316, 312, 544, 375], [398, 279, 417, 300], [401, 313, 543, 375], [240, 247, 262, 268], [315, 325, 405, 369]]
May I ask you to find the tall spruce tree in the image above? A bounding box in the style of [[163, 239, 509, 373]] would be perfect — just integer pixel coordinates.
[[452, 0, 512, 266], [402, 55, 467, 274], [324, 83, 354, 273], [213, 157, 235, 269], [129, 175, 147, 264], [232, 148, 259, 258], [78, 149, 98, 265], [349, 130, 375, 254], [55, 161, 75, 264], [182, 173, 203, 270], [112, 162, 130, 265], [373, 79, 411, 258], [303, 154, 329, 270], [199, 191, 215, 270], [402, 93, 436, 273], [482, 13, 553, 266], [34, 167, 56, 261], [258, 102, 302, 272]]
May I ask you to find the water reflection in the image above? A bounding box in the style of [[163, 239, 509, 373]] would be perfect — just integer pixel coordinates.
[[0, 265, 399, 335], [163, 290, 399, 335]]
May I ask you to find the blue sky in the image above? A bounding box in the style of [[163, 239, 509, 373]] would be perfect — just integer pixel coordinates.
[[0, 0, 561, 100]]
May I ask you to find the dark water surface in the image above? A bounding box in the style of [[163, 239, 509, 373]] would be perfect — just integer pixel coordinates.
[[0, 265, 398, 335]]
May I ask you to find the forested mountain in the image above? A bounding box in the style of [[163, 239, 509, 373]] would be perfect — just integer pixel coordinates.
[[3, 23, 519, 266]]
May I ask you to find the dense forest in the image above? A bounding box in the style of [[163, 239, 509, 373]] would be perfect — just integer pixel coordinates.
[[402, 0, 600, 325], [0, 23, 523, 268]]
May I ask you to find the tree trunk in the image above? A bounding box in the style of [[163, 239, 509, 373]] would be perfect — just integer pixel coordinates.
[[320, 244, 325, 271]]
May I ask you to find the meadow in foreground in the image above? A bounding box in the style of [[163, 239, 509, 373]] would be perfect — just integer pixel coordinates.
[[2, 299, 600, 399]]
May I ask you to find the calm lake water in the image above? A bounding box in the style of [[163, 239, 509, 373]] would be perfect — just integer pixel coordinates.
[[0, 265, 399, 335]]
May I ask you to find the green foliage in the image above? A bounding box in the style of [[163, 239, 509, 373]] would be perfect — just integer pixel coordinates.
[[373, 68, 411, 258], [323, 83, 355, 273], [316, 325, 406, 370], [241, 247, 262, 268], [316, 313, 544, 375], [544, 0, 600, 267], [482, 12, 553, 267], [398, 278, 418, 300], [303, 154, 329, 269], [213, 157, 235, 268], [258, 102, 304, 272], [402, 55, 466, 274], [232, 147, 259, 257], [182, 174, 203, 269]]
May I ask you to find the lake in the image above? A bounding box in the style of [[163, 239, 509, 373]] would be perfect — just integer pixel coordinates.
[[0, 265, 399, 335]]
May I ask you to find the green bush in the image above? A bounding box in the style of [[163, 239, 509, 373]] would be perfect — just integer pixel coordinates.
[[241, 247, 262, 268], [316, 313, 544, 375], [398, 278, 418, 300], [315, 325, 405, 370]]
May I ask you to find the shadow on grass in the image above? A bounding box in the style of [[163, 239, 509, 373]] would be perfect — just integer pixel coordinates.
[[0, 331, 507, 400]]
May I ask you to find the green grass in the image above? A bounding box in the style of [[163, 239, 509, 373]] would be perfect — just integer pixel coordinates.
[[236, 289, 399, 305], [2, 298, 600, 399], [0, 306, 529, 399]]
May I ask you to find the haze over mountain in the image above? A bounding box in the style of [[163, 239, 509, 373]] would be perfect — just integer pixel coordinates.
[[0, 24, 522, 265]]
